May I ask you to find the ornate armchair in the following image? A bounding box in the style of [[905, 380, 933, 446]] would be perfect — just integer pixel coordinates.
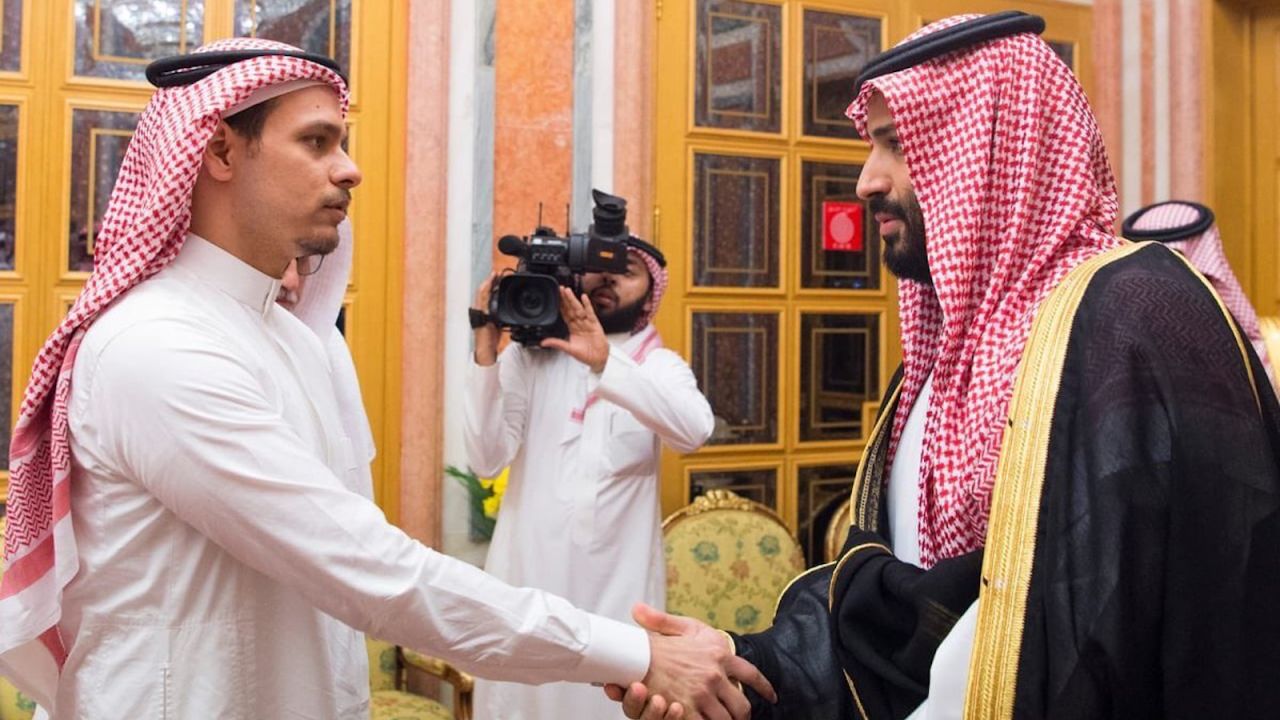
[[824, 496, 854, 563], [367, 638, 474, 720], [1261, 317, 1280, 385], [662, 490, 806, 634]]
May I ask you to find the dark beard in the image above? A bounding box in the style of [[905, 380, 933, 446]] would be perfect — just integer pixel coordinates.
[[596, 296, 648, 334], [298, 231, 340, 258], [869, 191, 931, 285]]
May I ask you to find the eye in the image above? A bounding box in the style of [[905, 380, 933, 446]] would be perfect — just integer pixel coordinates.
[[303, 135, 325, 150]]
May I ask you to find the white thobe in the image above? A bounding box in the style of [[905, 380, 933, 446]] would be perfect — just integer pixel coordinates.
[[887, 375, 978, 720], [53, 236, 648, 719], [464, 332, 714, 719]]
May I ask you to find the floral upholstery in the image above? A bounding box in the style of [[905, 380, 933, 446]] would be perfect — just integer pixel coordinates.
[[0, 680, 36, 720], [368, 638, 399, 692], [0, 513, 35, 720], [371, 689, 453, 720], [366, 637, 473, 720], [663, 490, 806, 634]]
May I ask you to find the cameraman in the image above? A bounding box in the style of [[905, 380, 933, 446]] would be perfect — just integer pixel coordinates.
[[464, 238, 715, 719]]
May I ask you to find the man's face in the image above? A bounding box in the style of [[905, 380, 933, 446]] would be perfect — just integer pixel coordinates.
[[276, 257, 305, 311], [229, 85, 361, 272], [582, 253, 653, 334], [856, 92, 931, 285]]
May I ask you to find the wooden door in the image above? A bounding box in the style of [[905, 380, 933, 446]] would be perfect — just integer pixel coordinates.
[[653, 0, 1092, 566]]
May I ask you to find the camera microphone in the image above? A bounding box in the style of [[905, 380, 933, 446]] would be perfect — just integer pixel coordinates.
[[497, 234, 526, 258]]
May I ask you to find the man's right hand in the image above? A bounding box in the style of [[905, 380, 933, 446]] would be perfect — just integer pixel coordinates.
[[472, 271, 500, 366], [625, 603, 775, 720]]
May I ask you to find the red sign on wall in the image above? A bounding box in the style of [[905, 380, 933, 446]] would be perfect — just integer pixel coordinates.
[[822, 201, 863, 252]]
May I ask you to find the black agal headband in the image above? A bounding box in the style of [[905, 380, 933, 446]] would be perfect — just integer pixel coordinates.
[[853, 11, 1047, 97], [625, 236, 667, 268], [1121, 201, 1216, 243], [145, 49, 345, 88]]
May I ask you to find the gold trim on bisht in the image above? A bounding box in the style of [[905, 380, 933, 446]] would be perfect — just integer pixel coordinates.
[[850, 380, 904, 530], [964, 241, 1146, 718], [965, 241, 1267, 717]]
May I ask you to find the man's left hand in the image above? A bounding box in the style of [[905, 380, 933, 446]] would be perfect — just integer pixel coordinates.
[[541, 286, 610, 373]]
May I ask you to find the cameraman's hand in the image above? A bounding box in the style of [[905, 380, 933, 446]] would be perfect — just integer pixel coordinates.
[[472, 271, 500, 366], [541, 286, 610, 373]]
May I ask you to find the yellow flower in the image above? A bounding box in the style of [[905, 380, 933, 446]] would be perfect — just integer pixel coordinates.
[[490, 467, 509, 496], [482, 494, 501, 519], [480, 467, 510, 519]]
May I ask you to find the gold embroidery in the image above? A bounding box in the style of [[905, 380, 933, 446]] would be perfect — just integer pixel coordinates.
[[964, 241, 1146, 718], [851, 381, 904, 529]]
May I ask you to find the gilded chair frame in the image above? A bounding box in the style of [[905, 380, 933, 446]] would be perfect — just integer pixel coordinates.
[[399, 648, 474, 720], [1260, 317, 1280, 382], [824, 495, 853, 563], [661, 488, 796, 534]]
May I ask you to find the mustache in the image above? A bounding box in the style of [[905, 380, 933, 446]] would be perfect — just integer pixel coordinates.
[[323, 189, 352, 209], [868, 195, 906, 219]]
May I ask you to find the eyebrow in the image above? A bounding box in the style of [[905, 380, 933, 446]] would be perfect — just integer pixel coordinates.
[[297, 120, 346, 141], [870, 123, 898, 141]]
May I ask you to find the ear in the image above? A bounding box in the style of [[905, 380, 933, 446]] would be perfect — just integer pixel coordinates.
[[203, 122, 238, 182]]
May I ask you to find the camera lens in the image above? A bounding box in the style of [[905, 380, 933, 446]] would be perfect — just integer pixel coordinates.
[[515, 287, 546, 319], [496, 274, 561, 328]]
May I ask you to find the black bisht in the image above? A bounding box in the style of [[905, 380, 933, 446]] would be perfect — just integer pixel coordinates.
[[733, 245, 1280, 719]]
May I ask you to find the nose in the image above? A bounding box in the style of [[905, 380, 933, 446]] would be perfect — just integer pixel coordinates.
[[333, 148, 363, 190], [856, 148, 892, 201]]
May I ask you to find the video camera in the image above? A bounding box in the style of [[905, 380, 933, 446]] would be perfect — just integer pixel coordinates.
[[490, 189, 632, 346]]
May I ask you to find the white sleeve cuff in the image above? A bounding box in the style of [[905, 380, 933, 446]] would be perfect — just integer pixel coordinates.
[[566, 614, 651, 686]]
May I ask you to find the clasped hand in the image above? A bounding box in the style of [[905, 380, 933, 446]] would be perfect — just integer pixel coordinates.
[[604, 603, 776, 720]]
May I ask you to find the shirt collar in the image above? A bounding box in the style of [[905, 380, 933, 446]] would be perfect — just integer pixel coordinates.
[[173, 233, 282, 318]]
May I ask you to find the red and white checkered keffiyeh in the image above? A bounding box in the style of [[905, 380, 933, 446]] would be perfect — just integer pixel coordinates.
[[0, 38, 347, 698], [846, 16, 1124, 567], [1129, 202, 1276, 386], [631, 245, 668, 333]]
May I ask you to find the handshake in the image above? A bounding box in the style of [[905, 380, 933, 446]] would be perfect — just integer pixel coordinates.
[[607, 603, 776, 720]]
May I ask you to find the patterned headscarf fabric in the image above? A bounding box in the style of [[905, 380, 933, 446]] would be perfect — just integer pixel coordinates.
[[0, 38, 348, 693], [630, 243, 668, 333], [1129, 202, 1276, 387], [846, 16, 1124, 567]]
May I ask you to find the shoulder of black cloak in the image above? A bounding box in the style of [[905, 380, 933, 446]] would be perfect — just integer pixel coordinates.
[[1009, 241, 1280, 718]]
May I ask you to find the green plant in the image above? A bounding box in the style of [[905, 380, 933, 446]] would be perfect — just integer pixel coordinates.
[[445, 465, 508, 542]]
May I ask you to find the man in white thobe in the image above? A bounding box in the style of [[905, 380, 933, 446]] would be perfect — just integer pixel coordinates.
[[465, 239, 715, 719], [0, 41, 772, 720]]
